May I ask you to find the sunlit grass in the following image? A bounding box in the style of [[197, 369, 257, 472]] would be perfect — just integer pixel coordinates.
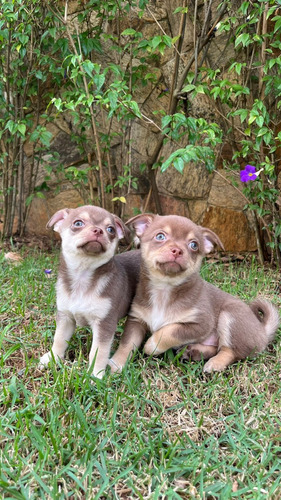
[[0, 249, 280, 499]]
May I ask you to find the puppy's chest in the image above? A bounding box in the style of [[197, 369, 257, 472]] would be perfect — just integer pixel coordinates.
[[132, 289, 175, 332], [147, 291, 172, 331], [57, 273, 111, 324], [132, 287, 197, 332]]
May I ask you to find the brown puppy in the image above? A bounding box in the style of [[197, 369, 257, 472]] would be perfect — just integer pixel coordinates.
[[110, 214, 279, 373], [39, 205, 140, 378]]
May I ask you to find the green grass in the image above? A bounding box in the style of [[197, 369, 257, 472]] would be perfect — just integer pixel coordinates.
[[0, 249, 281, 499]]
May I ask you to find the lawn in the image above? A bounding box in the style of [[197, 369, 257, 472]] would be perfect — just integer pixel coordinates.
[[0, 246, 280, 499]]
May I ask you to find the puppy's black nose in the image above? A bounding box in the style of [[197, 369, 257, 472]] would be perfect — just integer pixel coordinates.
[[92, 227, 103, 235]]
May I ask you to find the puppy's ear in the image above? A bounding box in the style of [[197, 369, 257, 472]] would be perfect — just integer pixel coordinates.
[[47, 209, 70, 232], [126, 213, 155, 238], [113, 215, 131, 244], [200, 227, 225, 254]]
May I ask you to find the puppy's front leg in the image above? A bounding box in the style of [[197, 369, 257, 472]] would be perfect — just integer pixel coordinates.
[[89, 317, 120, 378], [109, 318, 147, 372], [89, 332, 111, 380], [39, 311, 75, 367], [203, 347, 237, 373], [144, 323, 201, 356]]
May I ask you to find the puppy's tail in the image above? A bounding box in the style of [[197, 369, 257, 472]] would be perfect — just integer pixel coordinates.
[[249, 298, 280, 343]]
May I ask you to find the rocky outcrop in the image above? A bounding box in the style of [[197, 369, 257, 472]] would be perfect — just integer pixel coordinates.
[[21, 0, 257, 252]]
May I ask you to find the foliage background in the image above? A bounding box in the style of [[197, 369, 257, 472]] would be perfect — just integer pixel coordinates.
[[0, 0, 281, 264]]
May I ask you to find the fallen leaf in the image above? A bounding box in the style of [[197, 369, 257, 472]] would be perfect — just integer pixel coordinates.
[[4, 252, 23, 263]]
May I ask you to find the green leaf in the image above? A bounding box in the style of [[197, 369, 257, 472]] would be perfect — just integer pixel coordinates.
[[181, 84, 196, 93], [129, 100, 142, 118], [39, 130, 53, 147], [195, 85, 206, 94], [151, 36, 162, 50], [235, 63, 242, 75], [173, 157, 184, 173], [235, 109, 248, 123], [210, 87, 221, 100], [235, 33, 250, 48], [256, 115, 264, 127], [17, 123, 26, 136], [257, 127, 268, 137], [161, 115, 172, 130], [273, 16, 281, 33], [94, 73, 105, 92], [82, 60, 95, 78], [25, 194, 34, 206], [263, 132, 272, 145], [5, 120, 17, 134], [162, 35, 172, 47], [36, 192, 45, 199], [121, 29, 137, 36], [160, 148, 185, 172], [35, 70, 44, 80], [173, 6, 188, 14], [248, 115, 256, 125]]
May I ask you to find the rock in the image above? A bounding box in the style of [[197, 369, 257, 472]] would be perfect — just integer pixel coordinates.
[[49, 131, 81, 167], [25, 189, 84, 236], [208, 171, 246, 210], [149, 194, 189, 217], [157, 159, 213, 199], [201, 206, 256, 252], [188, 200, 208, 223], [159, 195, 189, 216]]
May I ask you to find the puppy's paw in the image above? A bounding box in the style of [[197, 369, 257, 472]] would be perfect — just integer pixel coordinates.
[[90, 369, 105, 380], [177, 344, 218, 363], [203, 347, 236, 373], [88, 362, 106, 379], [184, 346, 203, 362], [143, 337, 161, 356], [108, 357, 123, 373], [38, 351, 60, 369], [203, 357, 226, 373], [177, 345, 203, 362]]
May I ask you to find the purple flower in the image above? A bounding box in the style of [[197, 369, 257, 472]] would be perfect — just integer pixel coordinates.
[[44, 269, 52, 277], [240, 165, 257, 182]]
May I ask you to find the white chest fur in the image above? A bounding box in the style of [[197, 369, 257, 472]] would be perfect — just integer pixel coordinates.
[[131, 284, 199, 332], [57, 271, 111, 325]]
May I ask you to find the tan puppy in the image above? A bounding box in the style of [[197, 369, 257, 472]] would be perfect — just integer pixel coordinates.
[[110, 214, 279, 373], [39, 205, 140, 378]]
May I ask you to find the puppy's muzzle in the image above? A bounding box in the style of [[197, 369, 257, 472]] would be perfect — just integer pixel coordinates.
[[79, 226, 107, 254], [156, 245, 186, 274]]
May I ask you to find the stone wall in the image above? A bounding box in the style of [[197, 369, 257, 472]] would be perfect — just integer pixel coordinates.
[[24, 0, 257, 252]]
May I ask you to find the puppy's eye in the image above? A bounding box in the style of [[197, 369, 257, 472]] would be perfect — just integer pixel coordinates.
[[73, 220, 84, 228], [188, 241, 198, 251], [107, 226, 115, 234], [155, 232, 166, 241]]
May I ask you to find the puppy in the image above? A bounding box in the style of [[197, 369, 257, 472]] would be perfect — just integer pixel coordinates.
[[39, 205, 140, 378], [110, 214, 279, 373]]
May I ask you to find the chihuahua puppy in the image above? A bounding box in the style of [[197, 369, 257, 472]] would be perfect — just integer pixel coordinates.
[[39, 205, 140, 378], [110, 214, 279, 373]]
